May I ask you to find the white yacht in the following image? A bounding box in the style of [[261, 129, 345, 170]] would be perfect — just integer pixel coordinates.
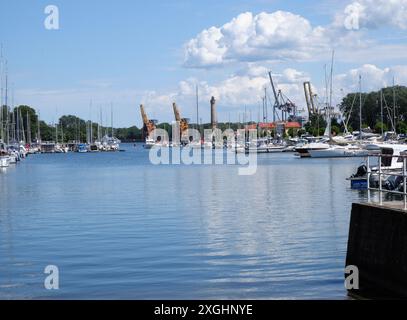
[[295, 142, 330, 158], [308, 145, 369, 158]]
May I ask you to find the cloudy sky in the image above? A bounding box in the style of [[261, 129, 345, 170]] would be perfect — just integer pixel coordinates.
[[0, 0, 407, 127]]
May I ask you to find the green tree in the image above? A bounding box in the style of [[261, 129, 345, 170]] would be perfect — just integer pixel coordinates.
[[305, 113, 326, 136], [340, 86, 407, 132], [374, 121, 388, 134], [14, 105, 39, 142], [397, 122, 407, 134]]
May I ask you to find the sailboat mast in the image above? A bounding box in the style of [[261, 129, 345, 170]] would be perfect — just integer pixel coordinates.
[[324, 65, 328, 138], [380, 89, 384, 137], [14, 92, 19, 142], [89, 100, 93, 144], [26, 111, 31, 144], [98, 107, 101, 141], [196, 85, 199, 133], [328, 50, 334, 140], [19, 109, 23, 143], [110, 103, 113, 138], [359, 75, 362, 140], [5, 62, 9, 145], [393, 77, 397, 134], [0, 45, 3, 142], [37, 111, 41, 143]]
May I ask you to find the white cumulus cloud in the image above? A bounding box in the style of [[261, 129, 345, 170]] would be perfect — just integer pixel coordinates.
[[341, 0, 407, 30], [336, 64, 407, 93], [184, 11, 331, 68]]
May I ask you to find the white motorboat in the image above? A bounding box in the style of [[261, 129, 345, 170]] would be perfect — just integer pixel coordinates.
[[0, 154, 9, 168], [8, 153, 18, 164], [144, 138, 155, 149], [308, 145, 369, 158], [144, 138, 169, 149], [246, 139, 285, 154], [295, 142, 330, 158], [348, 144, 407, 190], [55, 144, 65, 153]]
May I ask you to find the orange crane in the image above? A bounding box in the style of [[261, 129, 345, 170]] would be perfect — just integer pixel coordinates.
[[172, 103, 189, 142], [140, 104, 156, 139]]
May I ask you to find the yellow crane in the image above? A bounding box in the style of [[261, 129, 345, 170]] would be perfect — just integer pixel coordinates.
[[140, 104, 156, 139], [172, 103, 189, 142]]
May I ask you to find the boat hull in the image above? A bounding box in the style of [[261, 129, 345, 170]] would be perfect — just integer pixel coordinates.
[[309, 148, 369, 158], [0, 157, 9, 168], [349, 177, 368, 190]]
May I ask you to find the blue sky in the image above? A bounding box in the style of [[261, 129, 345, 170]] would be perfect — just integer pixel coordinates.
[[1, 0, 406, 127]]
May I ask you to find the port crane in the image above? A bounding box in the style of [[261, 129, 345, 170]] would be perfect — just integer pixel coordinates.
[[172, 103, 189, 143], [268, 71, 300, 122], [303, 81, 318, 117], [140, 104, 157, 140]]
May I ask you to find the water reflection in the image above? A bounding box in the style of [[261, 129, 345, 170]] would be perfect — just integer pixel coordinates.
[[0, 145, 365, 299]]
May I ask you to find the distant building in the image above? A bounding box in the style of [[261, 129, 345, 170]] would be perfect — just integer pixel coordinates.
[[245, 121, 302, 136]]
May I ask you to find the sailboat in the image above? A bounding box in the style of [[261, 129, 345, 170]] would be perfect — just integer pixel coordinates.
[[308, 55, 368, 158]]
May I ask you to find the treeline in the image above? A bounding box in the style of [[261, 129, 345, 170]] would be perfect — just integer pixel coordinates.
[[304, 85, 407, 136], [0, 105, 143, 143], [340, 85, 407, 134], [0, 104, 259, 143]]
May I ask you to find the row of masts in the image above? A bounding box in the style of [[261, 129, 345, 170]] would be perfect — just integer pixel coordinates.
[[85, 102, 115, 144], [302, 51, 399, 140]]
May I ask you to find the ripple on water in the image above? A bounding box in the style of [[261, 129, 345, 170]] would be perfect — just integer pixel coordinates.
[[0, 145, 364, 299]]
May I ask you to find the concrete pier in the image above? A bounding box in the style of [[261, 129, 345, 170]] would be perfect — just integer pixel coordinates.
[[346, 202, 407, 298]]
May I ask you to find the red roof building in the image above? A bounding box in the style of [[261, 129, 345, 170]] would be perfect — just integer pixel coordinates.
[[248, 122, 302, 130]]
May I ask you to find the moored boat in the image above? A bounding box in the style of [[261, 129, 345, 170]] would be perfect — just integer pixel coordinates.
[[308, 145, 369, 158]]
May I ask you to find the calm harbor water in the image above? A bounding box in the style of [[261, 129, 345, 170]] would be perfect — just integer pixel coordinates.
[[0, 144, 365, 299]]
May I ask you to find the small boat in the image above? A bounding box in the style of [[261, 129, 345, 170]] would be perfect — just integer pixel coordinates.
[[55, 144, 65, 153], [0, 157, 9, 168], [89, 144, 100, 152], [77, 144, 89, 153], [0, 150, 9, 168], [348, 164, 369, 190], [100, 135, 121, 151], [348, 144, 407, 190], [144, 138, 155, 149]]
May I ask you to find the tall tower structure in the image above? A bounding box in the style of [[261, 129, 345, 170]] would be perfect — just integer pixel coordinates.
[[210, 96, 217, 129]]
